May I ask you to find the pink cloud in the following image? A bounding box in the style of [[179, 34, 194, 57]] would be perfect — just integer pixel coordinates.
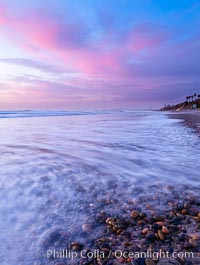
[[1, 4, 170, 78], [126, 23, 171, 53], [2, 2, 195, 94], [0, 4, 8, 25], [19, 12, 59, 50]]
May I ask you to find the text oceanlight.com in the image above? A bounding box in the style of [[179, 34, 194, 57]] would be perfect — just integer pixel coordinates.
[[47, 249, 194, 260]]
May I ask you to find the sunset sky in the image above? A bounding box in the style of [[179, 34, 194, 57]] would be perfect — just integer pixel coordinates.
[[0, 0, 200, 110]]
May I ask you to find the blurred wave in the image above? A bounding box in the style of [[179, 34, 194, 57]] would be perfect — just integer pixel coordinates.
[[0, 109, 132, 118], [0, 111, 199, 264]]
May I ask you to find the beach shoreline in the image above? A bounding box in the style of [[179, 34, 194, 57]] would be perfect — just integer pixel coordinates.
[[167, 111, 200, 135], [0, 111, 199, 265]]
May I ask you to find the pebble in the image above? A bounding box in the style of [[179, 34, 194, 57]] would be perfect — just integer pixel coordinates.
[[145, 259, 155, 265], [38, 227, 62, 249], [82, 223, 92, 232], [162, 226, 169, 234], [189, 234, 199, 240], [54, 241, 60, 246], [70, 242, 83, 251], [116, 229, 122, 234], [146, 232, 156, 241], [138, 220, 145, 225], [154, 215, 165, 222], [158, 230, 165, 240], [142, 228, 149, 234], [106, 217, 114, 225], [156, 221, 164, 227], [146, 204, 154, 210], [130, 210, 139, 219], [118, 257, 125, 263], [189, 238, 198, 247], [181, 209, 187, 214], [100, 243, 110, 251]]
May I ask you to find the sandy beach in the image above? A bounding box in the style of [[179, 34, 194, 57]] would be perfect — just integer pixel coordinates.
[[168, 111, 200, 135], [0, 111, 199, 265], [1, 0, 200, 264], [33, 111, 200, 265]]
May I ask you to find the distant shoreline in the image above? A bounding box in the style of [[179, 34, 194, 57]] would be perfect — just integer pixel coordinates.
[[160, 95, 200, 111]]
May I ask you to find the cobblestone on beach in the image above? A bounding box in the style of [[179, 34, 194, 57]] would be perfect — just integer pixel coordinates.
[[37, 184, 200, 265], [168, 112, 200, 135]]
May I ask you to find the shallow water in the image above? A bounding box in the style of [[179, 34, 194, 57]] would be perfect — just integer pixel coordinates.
[[0, 111, 199, 264]]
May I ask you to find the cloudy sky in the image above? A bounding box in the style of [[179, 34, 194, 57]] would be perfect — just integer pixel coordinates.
[[0, 0, 200, 110]]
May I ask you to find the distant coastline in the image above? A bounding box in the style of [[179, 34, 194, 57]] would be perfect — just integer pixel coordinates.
[[160, 93, 200, 111]]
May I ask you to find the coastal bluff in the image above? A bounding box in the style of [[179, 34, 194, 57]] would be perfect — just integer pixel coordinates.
[[160, 94, 200, 111]]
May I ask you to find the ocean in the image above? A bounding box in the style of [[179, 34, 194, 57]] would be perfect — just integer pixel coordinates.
[[0, 110, 199, 264]]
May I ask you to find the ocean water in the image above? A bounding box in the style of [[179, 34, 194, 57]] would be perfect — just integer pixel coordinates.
[[0, 110, 199, 264]]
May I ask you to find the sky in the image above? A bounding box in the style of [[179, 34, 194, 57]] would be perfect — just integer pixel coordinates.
[[0, 0, 200, 110]]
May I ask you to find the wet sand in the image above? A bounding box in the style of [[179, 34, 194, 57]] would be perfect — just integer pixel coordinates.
[[0, 112, 199, 265], [36, 112, 200, 265], [168, 111, 200, 135]]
